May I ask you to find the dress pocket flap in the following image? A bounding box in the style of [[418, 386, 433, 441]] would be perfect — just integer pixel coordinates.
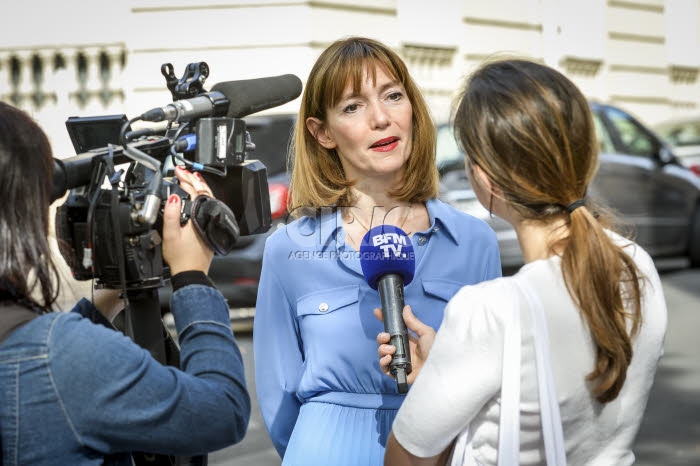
[[296, 285, 360, 317], [421, 278, 464, 302]]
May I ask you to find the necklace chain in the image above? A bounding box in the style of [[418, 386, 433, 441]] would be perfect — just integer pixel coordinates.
[[346, 204, 412, 245]]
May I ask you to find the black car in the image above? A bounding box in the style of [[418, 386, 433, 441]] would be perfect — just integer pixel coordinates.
[[438, 102, 700, 269], [159, 113, 297, 319]]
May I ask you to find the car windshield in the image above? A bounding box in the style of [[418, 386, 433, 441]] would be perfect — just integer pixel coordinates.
[[655, 120, 700, 147]]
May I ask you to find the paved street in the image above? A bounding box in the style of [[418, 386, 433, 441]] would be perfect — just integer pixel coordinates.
[[633, 261, 700, 465], [211, 260, 700, 465]]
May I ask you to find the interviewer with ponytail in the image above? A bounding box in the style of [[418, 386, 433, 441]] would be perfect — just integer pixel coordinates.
[[379, 58, 668, 465]]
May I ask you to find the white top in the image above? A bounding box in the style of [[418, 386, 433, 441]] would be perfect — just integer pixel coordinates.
[[392, 234, 668, 465]]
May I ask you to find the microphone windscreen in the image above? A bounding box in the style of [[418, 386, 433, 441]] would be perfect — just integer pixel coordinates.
[[359, 225, 415, 290], [211, 74, 303, 118]]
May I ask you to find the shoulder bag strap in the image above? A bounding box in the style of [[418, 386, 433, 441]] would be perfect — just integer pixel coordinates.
[[513, 278, 567, 465], [497, 283, 522, 466]]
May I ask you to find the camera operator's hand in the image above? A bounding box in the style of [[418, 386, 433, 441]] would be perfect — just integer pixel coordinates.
[[162, 166, 215, 275]]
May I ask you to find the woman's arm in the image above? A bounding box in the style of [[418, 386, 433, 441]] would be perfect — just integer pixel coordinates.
[[385, 432, 454, 466], [51, 283, 251, 455], [253, 243, 303, 458], [385, 284, 507, 462]]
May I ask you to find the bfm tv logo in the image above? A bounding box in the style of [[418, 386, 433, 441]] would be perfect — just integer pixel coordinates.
[[371, 233, 409, 258]]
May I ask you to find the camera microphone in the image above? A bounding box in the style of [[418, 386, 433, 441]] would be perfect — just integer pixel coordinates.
[[359, 225, 415, 394], [141, 74, 303, 122], [141, 91, 229, 123], [211, 74, 303, 118]]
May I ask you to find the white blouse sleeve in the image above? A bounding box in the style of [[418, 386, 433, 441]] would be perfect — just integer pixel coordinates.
[[391, 279, 511, 458]]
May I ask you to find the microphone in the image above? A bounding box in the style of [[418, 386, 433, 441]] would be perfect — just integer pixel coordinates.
[[211, 74, 303, 118], [359, 225, 415, 394], [141, 91, 228, 122], [142, 74, 303, 122]]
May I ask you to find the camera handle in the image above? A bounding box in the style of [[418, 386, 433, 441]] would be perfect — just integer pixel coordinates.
[[123, 288, 209, 466], [123, 288, 168, 364]]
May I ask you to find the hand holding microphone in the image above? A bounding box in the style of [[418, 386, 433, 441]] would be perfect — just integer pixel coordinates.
[[360, 225, 416, 393], [374, 305, 436, 386]]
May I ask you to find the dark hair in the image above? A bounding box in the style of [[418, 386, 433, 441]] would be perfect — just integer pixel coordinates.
[[454, 59, 643, 403], [0, 102, 59, 310], [289, 36, 439, 215]]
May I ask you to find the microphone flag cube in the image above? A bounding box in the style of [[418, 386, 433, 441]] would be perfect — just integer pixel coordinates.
[[359, 224, 415, 290]]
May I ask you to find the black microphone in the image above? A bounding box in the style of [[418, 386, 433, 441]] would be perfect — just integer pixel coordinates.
[[142, 74, 303, 122], [210, 74, 303, 118], [359, 225, 416, 394]]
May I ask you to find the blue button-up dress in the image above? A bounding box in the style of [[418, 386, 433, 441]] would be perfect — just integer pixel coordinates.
[[253, 199, 502, 465]]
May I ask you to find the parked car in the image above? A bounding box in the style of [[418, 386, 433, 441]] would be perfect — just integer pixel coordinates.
[[653, 116, 700, 176], [159, 113, 297, 316], [437, 102, 700, 270]]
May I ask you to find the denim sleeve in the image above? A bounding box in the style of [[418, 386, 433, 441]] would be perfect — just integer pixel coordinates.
[[253, 243, 303, 459], [49, 285, 250, 456], [71, 298, 115, 329]]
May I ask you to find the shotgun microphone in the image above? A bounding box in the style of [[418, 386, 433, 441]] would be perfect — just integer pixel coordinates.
[[141, 74, 303, 122]]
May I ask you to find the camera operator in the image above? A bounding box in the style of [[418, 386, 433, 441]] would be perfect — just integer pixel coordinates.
[[0, 101, 250, 464]]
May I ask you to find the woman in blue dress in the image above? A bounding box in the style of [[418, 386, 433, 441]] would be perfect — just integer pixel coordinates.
[[253, 36, 502, 466]]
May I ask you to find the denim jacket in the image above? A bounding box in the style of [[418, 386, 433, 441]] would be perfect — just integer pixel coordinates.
[[0, 284, 250, 465]]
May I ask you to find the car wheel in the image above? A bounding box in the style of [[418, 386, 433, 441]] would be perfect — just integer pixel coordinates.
[[690, 206, 700, 268]]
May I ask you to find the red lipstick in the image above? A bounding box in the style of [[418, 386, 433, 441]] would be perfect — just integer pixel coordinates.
[[370, 137, 399, 152]]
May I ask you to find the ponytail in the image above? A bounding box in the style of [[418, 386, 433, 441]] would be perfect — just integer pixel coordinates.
[[559, 205, 642, 403]]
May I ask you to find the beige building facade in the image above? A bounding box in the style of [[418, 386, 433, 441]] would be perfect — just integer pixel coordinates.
[[1, 0, 699, 157], [1, 0, 699, 307]]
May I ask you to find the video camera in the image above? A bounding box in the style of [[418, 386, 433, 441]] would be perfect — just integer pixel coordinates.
[[49, 62, 302, 466], [53, 62, 302, 291]]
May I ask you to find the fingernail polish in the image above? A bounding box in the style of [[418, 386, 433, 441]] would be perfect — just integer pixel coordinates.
[[168, 194, 179, 204]]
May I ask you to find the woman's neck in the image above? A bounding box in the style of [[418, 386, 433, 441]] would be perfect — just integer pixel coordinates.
[[345, 188, 411, 227], [341, 187, 426, 250], [513, 217, 569, 263]]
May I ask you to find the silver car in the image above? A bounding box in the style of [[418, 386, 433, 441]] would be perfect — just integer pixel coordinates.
[[653, 116, 700, 177], [437, 102, 700, 269]]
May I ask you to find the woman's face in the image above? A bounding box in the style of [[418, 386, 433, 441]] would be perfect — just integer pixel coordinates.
[[309, 65, 414, 184]]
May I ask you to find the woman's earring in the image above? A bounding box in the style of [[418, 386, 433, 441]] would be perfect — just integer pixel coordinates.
[[489, 192, 494, 219]]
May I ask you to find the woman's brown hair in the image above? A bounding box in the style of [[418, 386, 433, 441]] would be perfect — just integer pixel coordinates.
[[454, 59, 643, 403], [288, 36, 439, 217]]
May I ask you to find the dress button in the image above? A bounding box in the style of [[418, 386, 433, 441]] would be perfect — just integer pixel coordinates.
[[417, 236, 427, 246], [318, 302, 329, 312], [433, 226, 440, 232]]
